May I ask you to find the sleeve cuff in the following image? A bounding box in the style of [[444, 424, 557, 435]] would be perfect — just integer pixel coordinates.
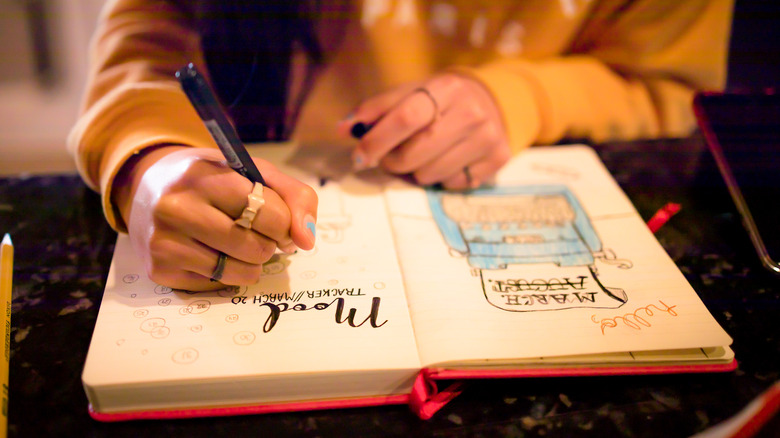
[[68, 83, 215, 232], [450, 62, 542, 155]]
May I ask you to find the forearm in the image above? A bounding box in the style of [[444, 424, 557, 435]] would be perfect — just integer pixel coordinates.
[[68, 0, 214, 231]]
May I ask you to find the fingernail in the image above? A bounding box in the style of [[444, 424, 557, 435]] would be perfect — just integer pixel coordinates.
[[303, 214, 316, 246], [352, 150, 368, 170], [336, 113, 354, 133], [280, 242, 297, 254]]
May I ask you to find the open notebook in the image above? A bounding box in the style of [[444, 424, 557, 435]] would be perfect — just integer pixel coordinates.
[[82, 145, 734, 421]]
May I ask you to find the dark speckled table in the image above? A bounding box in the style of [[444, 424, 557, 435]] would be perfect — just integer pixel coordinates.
[[1, 136, 778, 437]]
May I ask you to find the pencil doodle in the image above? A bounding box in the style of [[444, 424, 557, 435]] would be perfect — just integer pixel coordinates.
[[233, 331, 256, 345], [427, 184, 632, 312], [316, 181, 352, 244], [300, 270, 317, 280], [179, 299, 211, 316], [140, 317, 170, 339], [171, 347, 198, 364], [530, 162, 580, 179], [155, 285, 173, 295]]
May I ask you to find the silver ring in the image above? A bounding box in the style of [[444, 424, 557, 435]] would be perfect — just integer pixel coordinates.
[[463, 166, 473, 187], [235, 182, 265, 229], [210, 252, 227, 282], [414, 87, 439, 124]]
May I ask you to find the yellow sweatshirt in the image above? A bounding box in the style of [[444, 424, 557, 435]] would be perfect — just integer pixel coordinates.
[[68, 0, 734, 232]]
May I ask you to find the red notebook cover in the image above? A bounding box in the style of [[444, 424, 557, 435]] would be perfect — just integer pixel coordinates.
[[89, 360, 737, 422]]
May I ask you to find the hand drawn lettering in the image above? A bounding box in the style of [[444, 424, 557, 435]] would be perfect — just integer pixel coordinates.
[[491, 277, 587, 293], [501, 292, 598, 306], [259, 297, 387, 333], [591, 300, 678, 335]]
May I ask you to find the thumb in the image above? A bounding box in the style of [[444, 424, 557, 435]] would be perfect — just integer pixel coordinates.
[[253, 158, 319, 251]]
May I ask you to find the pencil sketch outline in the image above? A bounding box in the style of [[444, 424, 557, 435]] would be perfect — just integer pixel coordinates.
[[427, 184, 631, 312]]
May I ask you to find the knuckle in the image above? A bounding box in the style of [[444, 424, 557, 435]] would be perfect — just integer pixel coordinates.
[[413, 169, 436, 186], [147, 236, 173, 263], [491, 142, 512, 165], [381, 152, 412, 174], [242, 265, 264, 285], [146, 269, 167, 286], [397, 102, 430, 128], [464, 104, 486, 123], [244, 239, 272, 265], [437, 74, 462, 94], [257, 242, 276, 264], [145, 259, 171, 285], [153, 194, 187, 224], [298, 184, 319, 208], [438, 172, 463, 190], [485, 123, 504, 144], [270, 201, 292, 225]]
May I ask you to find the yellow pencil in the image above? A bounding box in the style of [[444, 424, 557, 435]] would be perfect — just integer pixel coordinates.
[[0, 234, 12, 438]]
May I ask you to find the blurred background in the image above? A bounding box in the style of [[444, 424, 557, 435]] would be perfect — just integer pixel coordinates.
[[0, 0, 777, 177], [0, 0, 104, 175]]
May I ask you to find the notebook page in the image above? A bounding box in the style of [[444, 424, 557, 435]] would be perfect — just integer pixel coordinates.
[[82, 174, 421, 412], [385, 145, 733, 367]]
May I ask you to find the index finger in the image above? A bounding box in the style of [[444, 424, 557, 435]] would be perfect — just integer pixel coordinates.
[[352, 89, 438, 170]]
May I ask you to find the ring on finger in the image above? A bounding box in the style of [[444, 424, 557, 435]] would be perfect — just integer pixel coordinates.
[[235, 182, 265, 229], [414, 87, 439, 125], [210, 251, 228, 282]]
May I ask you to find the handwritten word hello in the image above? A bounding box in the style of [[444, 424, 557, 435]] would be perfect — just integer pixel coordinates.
[[591, 300, 678, 335]]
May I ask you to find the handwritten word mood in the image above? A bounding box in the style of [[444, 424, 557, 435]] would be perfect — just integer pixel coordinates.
[[233, 296, 387, 333]]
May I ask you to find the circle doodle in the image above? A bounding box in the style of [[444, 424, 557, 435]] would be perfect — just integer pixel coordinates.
[[233, 331, 256, 345], [172, 347, 199, 364], [154, 285, 173, 295]]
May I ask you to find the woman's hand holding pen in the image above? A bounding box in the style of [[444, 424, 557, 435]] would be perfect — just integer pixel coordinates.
[[113, 146, 318, 291], [339, 73, 511, 189]]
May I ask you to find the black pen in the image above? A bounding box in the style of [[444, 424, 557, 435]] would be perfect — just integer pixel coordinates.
[[176, 63, 266, 185], [350, 121, 374, 139]]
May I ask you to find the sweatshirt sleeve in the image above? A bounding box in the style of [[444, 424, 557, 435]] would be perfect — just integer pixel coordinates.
[[67, 0, 215, 232], [461, 0, 734, 154]]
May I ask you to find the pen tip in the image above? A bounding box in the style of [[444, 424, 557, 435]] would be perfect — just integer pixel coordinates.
[[2, 234, 10, 246], [350, 122, 369, 139]]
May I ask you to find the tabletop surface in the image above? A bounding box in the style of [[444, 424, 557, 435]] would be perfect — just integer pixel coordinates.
[[1, 136, 778, 437]]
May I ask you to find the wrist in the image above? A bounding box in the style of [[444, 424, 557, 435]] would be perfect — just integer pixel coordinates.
[[111, 144, 189, 231]]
